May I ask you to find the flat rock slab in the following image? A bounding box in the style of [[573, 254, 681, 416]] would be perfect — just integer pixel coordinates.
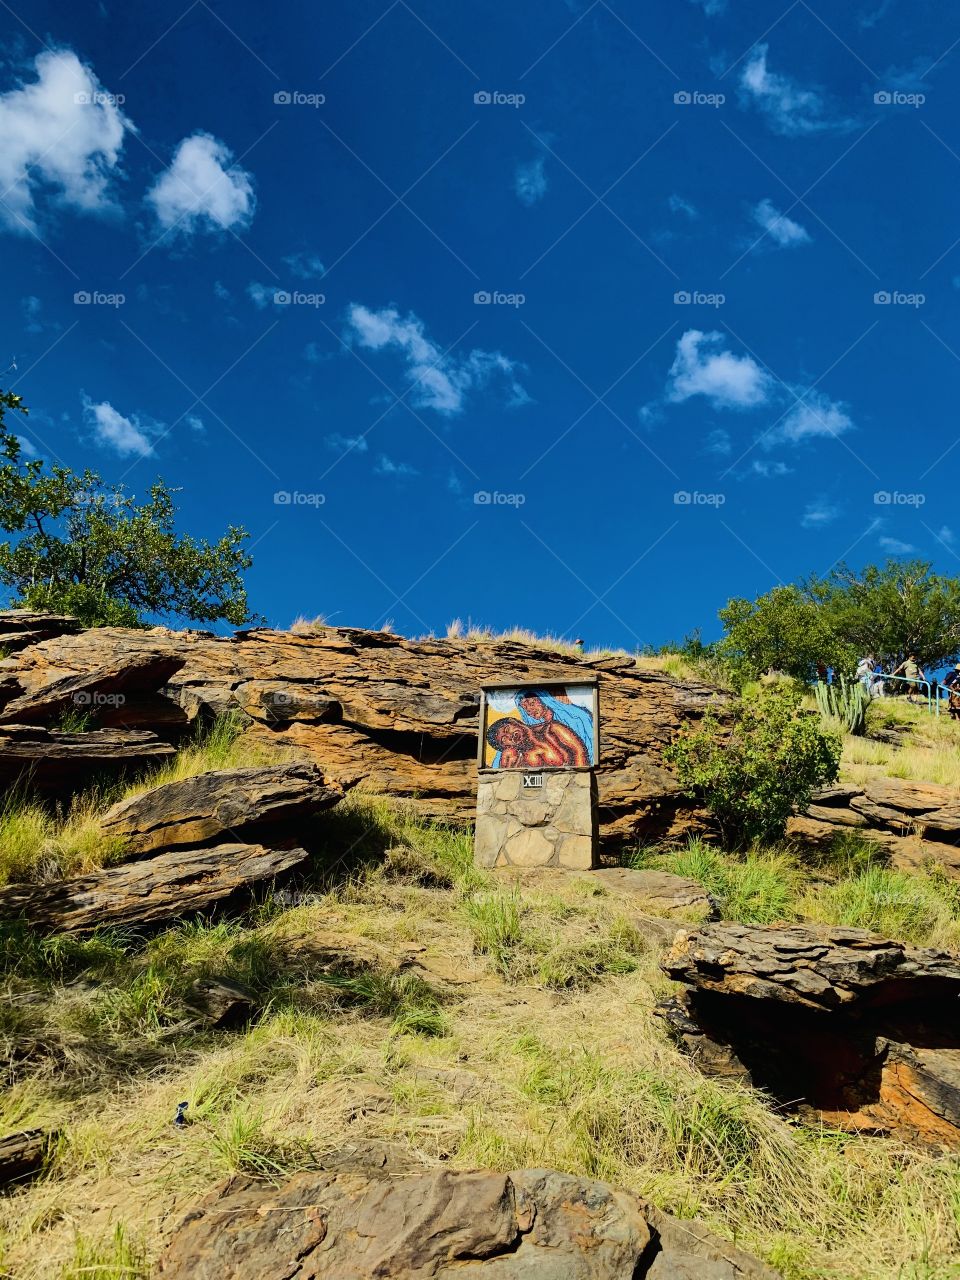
[[588, 867, 719, 920], [0, 725, 175, 791], [158, 1164, 779, 1280], [0, 843, 310, 933], [0, 652, 185, 724], [0, 1129, 55, 1189], [98, 762, 342, 855], [663, 921, 960, 1011], [662, 922, 960, 1148]]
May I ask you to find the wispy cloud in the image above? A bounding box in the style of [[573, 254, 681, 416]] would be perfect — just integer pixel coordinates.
[[750, 198, 811, 248], [147, 132, 255, 235], [81, 395, 157, 458], [668, 193, 698, 220], [666, 329, 772, 410], [750, 459, 792, 477], [283, 250, 325, 279], [762, 389, 854, 448], [801, 498, 840, 528], [346, 304, 528, 416], [515, 156, 547, 206], [374, 454, 419, 477], [704, 427, 731, 455], [690, 0, 726, 13], [739, 44, 853, 136], [325, 433, 368, 454], [0, 48, 133, 232], [879, 535, 916, 554]]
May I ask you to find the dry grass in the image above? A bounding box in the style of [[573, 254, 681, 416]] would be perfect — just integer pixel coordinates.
[[3, 810, 960, 1280], [0, 716, 284, 887], [840, 699, 960, 789], [445, 619, 627, 661], [287, 614, 329, 635]]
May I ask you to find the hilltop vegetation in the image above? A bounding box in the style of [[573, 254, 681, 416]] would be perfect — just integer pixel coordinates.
[[1, 708, 960, 1278]]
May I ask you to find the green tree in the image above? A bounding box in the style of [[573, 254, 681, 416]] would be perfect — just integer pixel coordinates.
[[0, 390, 256, 628], [805, 560, 960, 669], [664, 686, 841, 849], [719, 561, 960, 681], [718, 585, 849, 683]]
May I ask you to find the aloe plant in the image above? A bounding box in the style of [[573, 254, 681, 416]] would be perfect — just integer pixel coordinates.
[[815, 675, 870, 736]]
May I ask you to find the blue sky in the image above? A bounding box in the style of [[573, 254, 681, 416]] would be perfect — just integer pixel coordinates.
[[2, 0, 960, 648]]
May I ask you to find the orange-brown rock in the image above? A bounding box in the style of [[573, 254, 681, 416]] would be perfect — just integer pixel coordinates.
[[0, 842, 311, 932], [0, 725, 175, 791], [97, 762, 342, 855], [157, 1162, 781, 1280], [661, 922, 960, 1148], [0, 621, 728, 844]]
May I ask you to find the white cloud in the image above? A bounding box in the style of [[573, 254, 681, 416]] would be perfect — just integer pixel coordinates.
[[213, 280, 231, 301], [21, 296, 43, 333], [346, 304, 528, 416], [185, 414, 205, 435], [762, 389, 854, 448], [515, 156, 547, 206], [750, 459, 792, 477], [0, 49, 132, 232], [668, 193, 698, 219], [937, 525, 955, 545], [740, 44, 850, 136], [751, 198, 810, 248], [325, 433, 368, 454], [879, 536, 916, 554], [666, 329, 771, 410], [801, 498, 840, 528], [704, 427, 731, 455], [15, 435, 37, 458], [690, 0, 726, 13], [283, 250, 325, 279], [374, 454, 419, 477], [247, 281, 275, 308], [146, 132, 255, 235], [81, 396, 156, 457]]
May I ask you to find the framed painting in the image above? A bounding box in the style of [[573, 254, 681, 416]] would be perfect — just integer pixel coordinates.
[[479, 681, 599, 770]]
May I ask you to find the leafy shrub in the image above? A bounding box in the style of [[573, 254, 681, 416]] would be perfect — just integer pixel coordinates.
[[664, 686, 841, 848]]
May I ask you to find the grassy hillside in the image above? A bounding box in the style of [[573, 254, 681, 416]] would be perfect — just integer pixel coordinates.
[[2, 687, 960, 1279]]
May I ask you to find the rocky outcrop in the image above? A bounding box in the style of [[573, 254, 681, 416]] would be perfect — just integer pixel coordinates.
[[789, 775, 960, 879], [0, 618, 728, 844], [98, 762, 342, 855], [661, 922, 960, 1148], [588, 867, 720, 920], [0, 651, 185, 725], [0, 1128, 54, 1189], [0, 725, 175, 791], [158, 1163, 780, 1280], [0, 842, 310, 932]]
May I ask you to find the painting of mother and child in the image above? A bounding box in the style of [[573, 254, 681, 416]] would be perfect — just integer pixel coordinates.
[[482, 685, 597, 770]]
